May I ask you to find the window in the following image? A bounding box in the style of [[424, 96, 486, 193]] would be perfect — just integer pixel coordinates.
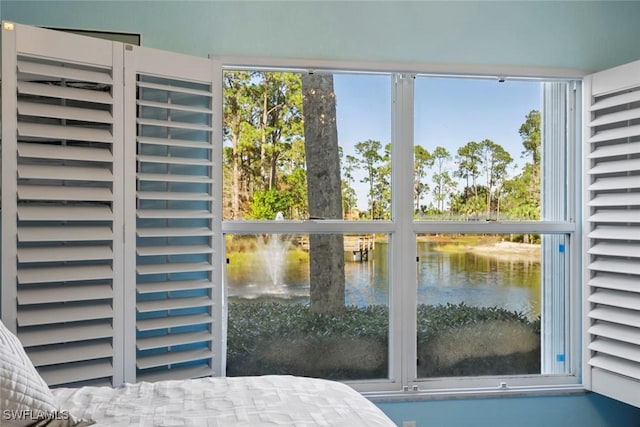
[[222, 67, 580, 393]]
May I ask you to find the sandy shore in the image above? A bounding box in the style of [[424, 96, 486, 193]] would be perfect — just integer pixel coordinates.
[[466, 241, 541, 262]]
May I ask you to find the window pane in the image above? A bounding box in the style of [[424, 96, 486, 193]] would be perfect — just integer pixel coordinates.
[[223, 71, 392, 220], [416, 234, 566, 378], [413, 77, 542, 221], [225, 233, 389, 380]]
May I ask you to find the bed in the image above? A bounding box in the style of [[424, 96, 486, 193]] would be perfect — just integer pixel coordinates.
[[52, 375, 395, 426], [1, 320, 396, 426]]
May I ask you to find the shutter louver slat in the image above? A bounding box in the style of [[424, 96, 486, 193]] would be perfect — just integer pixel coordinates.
[[137, 296, 212, 313], [590, 90, 640, 112], [589, 273, 640, 292], [17, 101, 113, 123], [588, 242, 640, 257], [589, 210, 640, 223], [590, 108, 640, 127], [18, 185, 113, 202], [137, 154, 212, 166], [17, 80, 113, 104], [18, 142, 113, 162], [136, 80, 212, 97], [137, 173, 213, 184], [136, 366, 214, 383], [589, 177, 640, 191], [137, 244, 213, 256], [589, 226, 640, 240], [29, 342, 113, 367], [589, 158, 640, 175], [589, 323, 640, 347], [137, 331, 212, 351], [589, 124, 640, 144], [136, 191, 211, 201], [18, 164, 113, 182], [17, 265, 113, 284], [39, 360, 113, 387], [18, 284, 113, 304], [589, 141, 640, 159], [136, 261, 213, 276], [136, 118, 212, 132], [136, 349, 214, 370], [17, 59, 113, 84], [17, 303, 113, 327], [136, 279, 213, 294], [589, 260, 640, 275], [590, 355, 640, 381], [137, 209, 213, 219], [18, 226, 113, 242], [589, 339, 640, 364], [589, 307, 640, 329], [17, 245, 113, 263], [20, 323, 113, 347], [589, 289, 640, 311], [137, 99, 211, 114], [137, 136, 214, 149], [589, 193, 640, 207], [18, 206, 113, 221], [136, 227, 214, 238], [136, 314, 214, 332], [18, 122, 114, 144]]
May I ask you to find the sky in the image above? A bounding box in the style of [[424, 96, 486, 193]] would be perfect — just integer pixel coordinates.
[[333, 73, 542, 211]]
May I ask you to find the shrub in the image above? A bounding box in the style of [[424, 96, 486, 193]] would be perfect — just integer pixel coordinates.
[[227, 301, 540, 379]]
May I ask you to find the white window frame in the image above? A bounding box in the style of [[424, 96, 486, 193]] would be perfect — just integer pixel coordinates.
[[218, 56, 585, 397]]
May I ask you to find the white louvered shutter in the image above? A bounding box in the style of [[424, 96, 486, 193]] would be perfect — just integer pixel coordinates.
[[1, 22, 124, 387], [584, 60, 640, 408], [123, 46, 223, 382]]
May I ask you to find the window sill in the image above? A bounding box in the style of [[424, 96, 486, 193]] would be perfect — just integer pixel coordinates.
[[364, 384, 587, 403]]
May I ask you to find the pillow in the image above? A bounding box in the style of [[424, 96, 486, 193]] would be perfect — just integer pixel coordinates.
[[0, 320, 94, 426]]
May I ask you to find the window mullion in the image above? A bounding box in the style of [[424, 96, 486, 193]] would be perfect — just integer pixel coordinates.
[[391, 74, 417, 389]]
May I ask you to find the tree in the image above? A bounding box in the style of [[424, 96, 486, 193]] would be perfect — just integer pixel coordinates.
[[414, 145, 433, 214], [430, 146, 454, 213], [223, 71, 253, 219], [301, 73, 345, 315], [354, 139, 383, 219], [455, 141, 482, 216], [479, 139, 513, 219], [340, 149, 358, 218], [519, 110, 541, 172]]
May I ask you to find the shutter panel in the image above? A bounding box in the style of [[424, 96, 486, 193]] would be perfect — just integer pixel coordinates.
[[584, 60, 640, 408], [1, 23, 124, 386], [123, 46, 223, 382]]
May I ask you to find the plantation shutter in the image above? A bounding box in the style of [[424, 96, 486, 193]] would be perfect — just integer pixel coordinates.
[[2, 22, 224, 386], [123, 46, 223, 382], [584, 60, 640, 408], [1, 22, 124, 386]]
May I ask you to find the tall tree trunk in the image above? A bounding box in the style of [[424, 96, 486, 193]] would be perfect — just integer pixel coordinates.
[[301, 73, 345, 315]]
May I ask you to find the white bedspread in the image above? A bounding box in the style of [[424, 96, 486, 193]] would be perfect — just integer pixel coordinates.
[[52, 375, 396, 427]]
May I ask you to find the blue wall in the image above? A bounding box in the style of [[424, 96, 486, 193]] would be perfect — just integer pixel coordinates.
[[3, 1, 640, 426]]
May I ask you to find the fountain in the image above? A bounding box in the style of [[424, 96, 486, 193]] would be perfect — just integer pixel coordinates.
[[259, 212, 291, 286]]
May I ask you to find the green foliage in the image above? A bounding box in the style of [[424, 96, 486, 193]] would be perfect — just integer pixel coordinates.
[[249, 188, 293, 219], [227, 301, 540, 379]]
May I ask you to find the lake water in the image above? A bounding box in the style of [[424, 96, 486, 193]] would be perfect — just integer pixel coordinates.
[[226, 241, 541, 319]]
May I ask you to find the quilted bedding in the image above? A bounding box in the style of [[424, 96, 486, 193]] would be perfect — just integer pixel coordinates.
[[51, 375, 396, 427]]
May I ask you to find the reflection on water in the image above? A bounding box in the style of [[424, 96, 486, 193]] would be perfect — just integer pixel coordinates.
[[226, 241, 541, 319]]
